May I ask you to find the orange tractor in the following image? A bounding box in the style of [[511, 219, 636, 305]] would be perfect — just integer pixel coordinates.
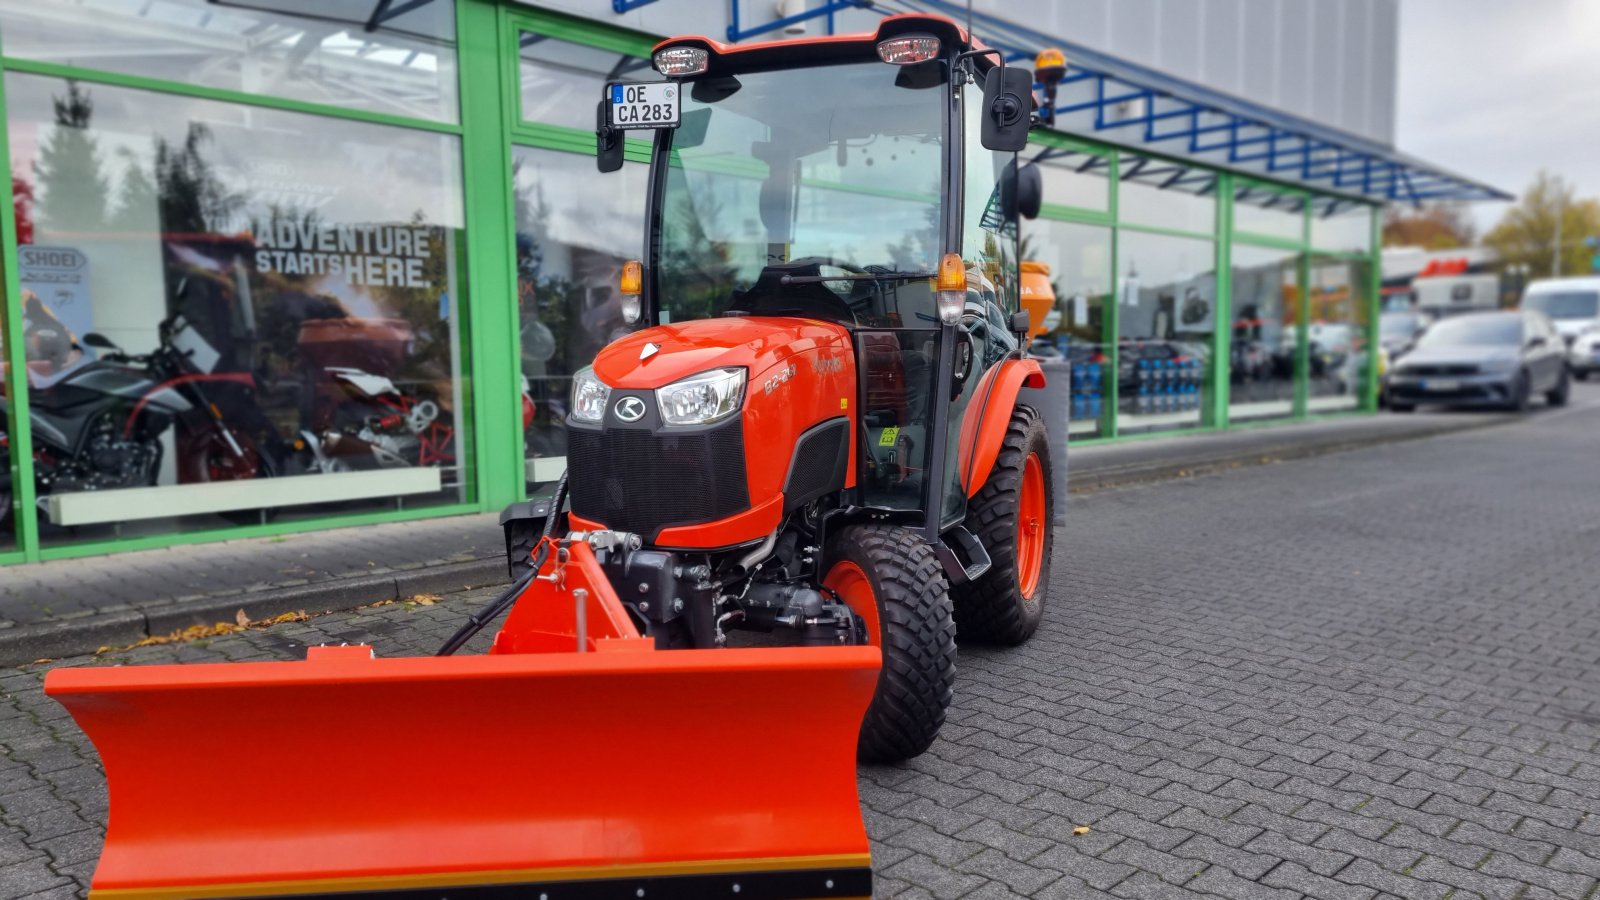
[[47, 14, 1058, 899]]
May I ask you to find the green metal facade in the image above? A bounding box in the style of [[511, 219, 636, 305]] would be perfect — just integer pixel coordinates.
[[0, 0, 1379, 566]]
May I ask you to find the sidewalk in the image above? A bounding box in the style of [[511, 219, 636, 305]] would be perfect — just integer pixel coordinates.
[[0, 408, 1510, 665]]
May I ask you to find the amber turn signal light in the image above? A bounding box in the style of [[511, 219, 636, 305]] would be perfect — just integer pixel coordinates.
[[620, 259, 642, 295], [936, 253, 966, 292]]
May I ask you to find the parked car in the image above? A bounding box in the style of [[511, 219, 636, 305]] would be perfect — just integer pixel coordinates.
[[1569, 327, 1600, 381], [1386, 310, 1569, 412], [1521, 276, 1600, 346], [1379, 310, 1433, 358]]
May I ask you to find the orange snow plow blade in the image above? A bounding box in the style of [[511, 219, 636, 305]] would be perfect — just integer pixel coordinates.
[[44, 541, 881, 899]]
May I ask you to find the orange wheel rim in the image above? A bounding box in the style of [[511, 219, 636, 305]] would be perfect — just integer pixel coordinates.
[[824, 561, 879, 646], [1017, 452, 1046, 599]]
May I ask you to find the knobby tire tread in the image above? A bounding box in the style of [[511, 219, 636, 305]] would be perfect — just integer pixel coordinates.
[[828, 524, 957, 764], [951, 405, 1053, 646]]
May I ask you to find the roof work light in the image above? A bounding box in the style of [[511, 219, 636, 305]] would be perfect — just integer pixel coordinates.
[[653, 46, 708, 77], [877, 35, 941, 65]]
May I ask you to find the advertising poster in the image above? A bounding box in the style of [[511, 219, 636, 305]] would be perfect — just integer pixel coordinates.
[[17, 245, 94, 376]]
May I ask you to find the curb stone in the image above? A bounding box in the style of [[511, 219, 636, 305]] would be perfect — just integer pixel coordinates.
[[0, 557, 504, 665]]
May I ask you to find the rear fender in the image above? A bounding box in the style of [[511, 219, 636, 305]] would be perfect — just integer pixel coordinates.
[[957, 357, 1045, 497]]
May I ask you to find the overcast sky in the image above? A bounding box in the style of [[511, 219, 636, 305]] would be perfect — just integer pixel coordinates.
[[1395, 0, 1600, 234]]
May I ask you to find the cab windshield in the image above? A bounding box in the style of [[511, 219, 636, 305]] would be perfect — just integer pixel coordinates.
[[655, 60, 947, 327]]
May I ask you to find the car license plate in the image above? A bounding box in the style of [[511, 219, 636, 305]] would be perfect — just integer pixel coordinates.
[[1422, 379, 1460, 391], [607, 82, 680, 130]]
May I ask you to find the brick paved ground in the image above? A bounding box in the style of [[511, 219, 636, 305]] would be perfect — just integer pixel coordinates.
[[3, 387, 1598, 898]]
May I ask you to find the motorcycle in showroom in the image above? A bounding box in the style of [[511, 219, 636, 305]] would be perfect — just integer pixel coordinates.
[[0, 315, 281, 531]]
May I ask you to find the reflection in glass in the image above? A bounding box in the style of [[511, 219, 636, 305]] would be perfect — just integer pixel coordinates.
[[520, 33, 653, 130], [1308, 257, 1372, 411], [1311, 201, 1375, 255], [1234, 186, 1305, 241], [1117, 231, 1216, 433], [0, 0, 459, 122], [1030, 144, 1110, 213], [6, 73, 470, 546], [1021, 218, 1110, 437], [0, 271, 13, 548], [1229, 246, 1301, 421], [1119, 173, 1216, 234], [513, 146, 648, 487]]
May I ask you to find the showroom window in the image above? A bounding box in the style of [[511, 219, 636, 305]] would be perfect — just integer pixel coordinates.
[[1116, 230, 1215, 434], [0, 0, 460, 123], [512, 146, 647, 486], [1030, 143, 1112, 215], [518, 31, 652, 132], [1307, 257, 1371, 412], [1228, 245, 1303, 422], [1234, 183, 1307, 243], [1119, 156, 1217, 235], [1313, 200, 1376, 256], [5, 72, 472, 547], [1022, 217, 1111, 438]]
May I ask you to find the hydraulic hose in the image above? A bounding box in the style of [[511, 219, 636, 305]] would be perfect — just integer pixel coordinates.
[[436, 471, 569, 656]]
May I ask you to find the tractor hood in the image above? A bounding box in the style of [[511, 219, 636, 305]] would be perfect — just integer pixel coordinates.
[[593, 317, 852, 390]]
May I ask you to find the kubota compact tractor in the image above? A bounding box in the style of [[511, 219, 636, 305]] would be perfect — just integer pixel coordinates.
[[46, 14, 1057, 900]]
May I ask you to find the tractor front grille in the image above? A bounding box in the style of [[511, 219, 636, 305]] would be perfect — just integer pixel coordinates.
[[567, 420, 749, 541]]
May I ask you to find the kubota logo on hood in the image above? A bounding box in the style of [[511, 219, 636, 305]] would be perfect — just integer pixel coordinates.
[[613, 396, 647, 422]]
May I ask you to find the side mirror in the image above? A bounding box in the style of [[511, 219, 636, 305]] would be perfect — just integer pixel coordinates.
[[996, 161, 1042, 223], [1015, 162, 1042, 219], [981, 66, 1032, 152], [82, 332, 117, 350], [1526, 335, 1547, 349], [595, 99, 623, 174]]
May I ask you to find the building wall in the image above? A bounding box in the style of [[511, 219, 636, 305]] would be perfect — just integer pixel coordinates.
[[522, 0, 1400, 146]]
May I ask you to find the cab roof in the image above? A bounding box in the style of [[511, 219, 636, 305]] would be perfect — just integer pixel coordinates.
[[653, 14, 988, 78]]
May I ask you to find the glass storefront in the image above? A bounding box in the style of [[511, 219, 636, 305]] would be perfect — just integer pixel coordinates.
[[0, 0, 460, 123], [0, 0, 1381, 564], [1022, 217, 1111, 438], [1308, 257, 1372, 412], [5, 67, 470, 546], [1117, 230, 1215, 434], [1229, 246, 1302, 422]]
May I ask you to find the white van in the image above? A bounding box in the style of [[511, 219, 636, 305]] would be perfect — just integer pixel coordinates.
[[1521, 277, 1600, 379]]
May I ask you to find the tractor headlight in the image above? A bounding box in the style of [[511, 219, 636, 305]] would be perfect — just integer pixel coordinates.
[[656, 367, 745, 426], [570, 366, 612, 424]]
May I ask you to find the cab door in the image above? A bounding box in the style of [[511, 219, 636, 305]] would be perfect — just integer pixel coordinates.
[[939, 73, 1020, 527]]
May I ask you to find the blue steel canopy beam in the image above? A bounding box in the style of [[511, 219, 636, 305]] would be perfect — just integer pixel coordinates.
[[612, 0, 660, 12]]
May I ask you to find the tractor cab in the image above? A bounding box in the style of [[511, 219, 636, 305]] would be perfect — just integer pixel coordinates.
[[597, 14, 1042, 540]]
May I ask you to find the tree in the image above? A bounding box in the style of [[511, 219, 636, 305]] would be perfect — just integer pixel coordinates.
[[34, 80, 109, 234], [154, 123, 244, 234], [1381, 202, 1475, 249], [1484, 171, 1600, 278]]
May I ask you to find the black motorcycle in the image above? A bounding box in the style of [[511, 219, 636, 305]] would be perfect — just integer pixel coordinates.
[[1, 315, 281, 531]]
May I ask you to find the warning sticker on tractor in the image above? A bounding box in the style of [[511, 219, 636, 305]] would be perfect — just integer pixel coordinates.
[[607, 82, 680, 130], [879, 427, 900, 447]]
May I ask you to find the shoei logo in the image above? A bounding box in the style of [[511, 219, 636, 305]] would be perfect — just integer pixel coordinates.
[[613, 396, 647, 422]]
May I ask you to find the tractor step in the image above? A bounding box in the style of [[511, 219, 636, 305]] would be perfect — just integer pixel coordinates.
[[936, 524, 992, 584]]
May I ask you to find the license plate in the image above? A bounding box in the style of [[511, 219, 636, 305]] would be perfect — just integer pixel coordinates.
[[607, 82, 680, 130], [1422, 379, 1460, 391]]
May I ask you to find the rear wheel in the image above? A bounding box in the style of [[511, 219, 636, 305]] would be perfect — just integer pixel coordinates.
[[951, 405, 1053, 646], [1547, 366, 1571, 406], [824, 524, 955, 763], [1576, 370, 1590, 382]]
